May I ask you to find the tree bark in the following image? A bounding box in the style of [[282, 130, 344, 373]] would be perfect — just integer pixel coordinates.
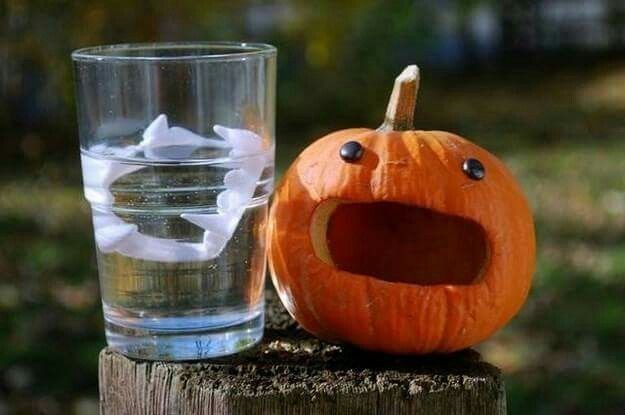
[[99, 290, 506, 414]]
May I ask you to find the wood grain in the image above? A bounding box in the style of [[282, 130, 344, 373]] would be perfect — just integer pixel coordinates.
[[99, 290, 506, 414]]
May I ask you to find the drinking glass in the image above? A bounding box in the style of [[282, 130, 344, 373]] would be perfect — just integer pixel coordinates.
[[72, 42, 276, 360]]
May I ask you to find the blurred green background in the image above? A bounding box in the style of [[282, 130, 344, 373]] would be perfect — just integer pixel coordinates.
[[2, 0, 625, 413]]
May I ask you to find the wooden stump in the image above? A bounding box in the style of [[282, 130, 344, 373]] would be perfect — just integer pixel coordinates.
[[99, 290, 506, 414]]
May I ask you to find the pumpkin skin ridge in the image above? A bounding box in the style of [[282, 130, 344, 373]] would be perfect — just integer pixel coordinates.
[[272, 132, 532, 352], [289, 127, 375, 341], [307, 130, 502, 290], [268, 165, 327, 336], [418, 130, 535, 344], [268, 127, 535, 354]]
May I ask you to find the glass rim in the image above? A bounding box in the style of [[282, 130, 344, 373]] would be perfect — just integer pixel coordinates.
[[71, 41, 277, 62]]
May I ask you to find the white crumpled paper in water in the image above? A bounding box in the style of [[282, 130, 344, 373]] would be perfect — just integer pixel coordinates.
[[81, 114, 267, 262]]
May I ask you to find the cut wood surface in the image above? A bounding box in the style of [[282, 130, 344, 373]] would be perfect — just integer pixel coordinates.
[[99, 290, 506, 414]]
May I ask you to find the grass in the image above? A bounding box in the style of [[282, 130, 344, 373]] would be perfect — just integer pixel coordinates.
[[1, 64, 625, 413], [484, 141, 625, 414]]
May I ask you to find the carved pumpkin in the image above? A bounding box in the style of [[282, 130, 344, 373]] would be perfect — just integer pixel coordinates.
[[268, 66, 535, 354]]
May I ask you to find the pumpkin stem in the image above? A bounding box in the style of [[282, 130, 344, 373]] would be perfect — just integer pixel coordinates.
[[379, 65, 420, 131]]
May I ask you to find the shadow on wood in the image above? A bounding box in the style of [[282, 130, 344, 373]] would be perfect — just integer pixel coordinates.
[[99, 289, 506, 414]]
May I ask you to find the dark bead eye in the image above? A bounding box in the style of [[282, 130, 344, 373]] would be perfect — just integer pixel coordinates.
[[462, 158, 485, 180], [340, 141, 364, 162]]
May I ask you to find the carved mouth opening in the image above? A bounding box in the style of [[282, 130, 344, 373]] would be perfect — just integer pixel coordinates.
[[311, 201, 489, 285]]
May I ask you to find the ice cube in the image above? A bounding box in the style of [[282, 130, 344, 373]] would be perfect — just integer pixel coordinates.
[[213, 125, 263, 157], [92, 212, 137, 253], [84, 115, 268, 262], [141, 114, 229, 159], [169, 126, 230, 148], [224, 168, 257, 193], [80, 153, 144, 205], [181, 212, 240, 239], [201, 230, 228, 254], [216, 189, 245, 213], [141, 114, 169, 144]]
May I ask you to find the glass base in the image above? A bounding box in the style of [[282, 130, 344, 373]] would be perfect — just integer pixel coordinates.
[[104, 309, 264, 361]]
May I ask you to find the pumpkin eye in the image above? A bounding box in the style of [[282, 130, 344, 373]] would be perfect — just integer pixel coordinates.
[[340, 141, 364, 162], [462, 158, 485, 180]]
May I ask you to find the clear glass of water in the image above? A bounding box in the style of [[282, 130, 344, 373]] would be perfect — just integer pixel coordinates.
[[72, 42, 276, 360]]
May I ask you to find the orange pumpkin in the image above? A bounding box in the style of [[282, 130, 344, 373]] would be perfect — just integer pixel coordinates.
[[268, 65, 535, 354]]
